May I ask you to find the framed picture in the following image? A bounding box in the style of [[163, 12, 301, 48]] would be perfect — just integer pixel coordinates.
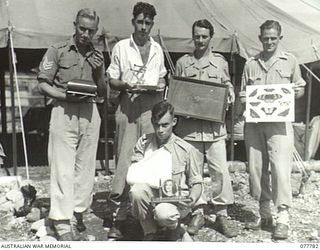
[[245, 83, 295, 122], [167, 76, 229, 123], [161, 179, 178, 197], [151, 179, 192, 205]]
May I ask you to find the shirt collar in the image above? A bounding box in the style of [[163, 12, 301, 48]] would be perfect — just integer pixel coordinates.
[[256, 49, 288, 72], [256, 49, 288, 61], [162, 133, 177, 151], [68, 36, 95, 54], [129, 34, 156, 48], [150, 133, 177, 150], [186, 47, 216, 69]]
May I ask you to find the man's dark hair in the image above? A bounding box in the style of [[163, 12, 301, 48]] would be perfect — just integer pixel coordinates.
[[192, 19, 214, 38], [151, 101, 174, 123], [133, 2, 157, 19], [76, 8, 100, 26], [260, 20, 282, 35]]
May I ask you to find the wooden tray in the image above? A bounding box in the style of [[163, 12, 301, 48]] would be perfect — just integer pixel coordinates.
[[67, 79, 97, 97]]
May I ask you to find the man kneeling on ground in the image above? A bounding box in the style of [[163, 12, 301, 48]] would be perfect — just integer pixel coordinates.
[[128, 100, 203, 241]]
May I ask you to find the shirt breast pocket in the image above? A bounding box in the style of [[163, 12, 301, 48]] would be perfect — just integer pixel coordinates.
[[248, 75, 263, 85], [57, 59, 79, 83], [185, 68, 198, 78], [276, 69, 291, 83], [207, 72, 220, 82], [172, 165, 185, 182], [206, 64, 222, 82]]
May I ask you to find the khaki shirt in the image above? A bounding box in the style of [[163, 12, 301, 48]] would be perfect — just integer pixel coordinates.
[[241, 50, 305, 92], [37, 37, 102, 92], [131, 133, 203, 189], [174, 50, 232, 141]]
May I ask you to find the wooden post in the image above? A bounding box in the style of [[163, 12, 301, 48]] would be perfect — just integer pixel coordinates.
[[0, 70, 6, 135], [102, 34, 111, 176], [230, 52, 236, 161], [103, 97, 109, 175], [229, 33, 238, 162], [304, 65, 313, 161], [8, 38, 17, 174]]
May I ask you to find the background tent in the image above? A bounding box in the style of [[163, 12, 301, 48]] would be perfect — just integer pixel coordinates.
[[268, 0, 320, 32], [1, 0, 320, 167], [0, 0, 320, 64]]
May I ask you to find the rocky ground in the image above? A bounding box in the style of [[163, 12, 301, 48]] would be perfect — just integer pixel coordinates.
[[0, 164, 320, 243]]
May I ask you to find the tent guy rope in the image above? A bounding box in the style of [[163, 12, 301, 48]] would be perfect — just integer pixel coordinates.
[[6, 0, 29, 181]]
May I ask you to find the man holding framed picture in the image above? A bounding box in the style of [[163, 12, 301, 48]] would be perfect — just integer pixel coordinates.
[[174, 19, 237, 238]]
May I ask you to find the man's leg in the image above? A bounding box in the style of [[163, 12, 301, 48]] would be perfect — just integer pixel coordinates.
[[266, 122, 293, 239], [48, 102, 79, 240], [108, 96, 139, 238], [205, 140, 234, 208], [244, 123, 273, 231], [73, 103, 101, 232], [111, 103, 138, 198], [183, 141, 206, 235], [130, 183, 159, 240], [154, 203, 192, 241], [205, 140, 238, 238], [109, 93, 163, 238]]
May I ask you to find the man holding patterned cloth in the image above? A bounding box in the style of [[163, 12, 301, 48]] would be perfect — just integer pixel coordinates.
[[240, 20, 305, 240]]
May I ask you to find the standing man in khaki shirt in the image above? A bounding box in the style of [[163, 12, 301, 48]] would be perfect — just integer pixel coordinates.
[[175, 19, 238, 238], [240, 20, 305, 240], [37, 9, 106, 241]]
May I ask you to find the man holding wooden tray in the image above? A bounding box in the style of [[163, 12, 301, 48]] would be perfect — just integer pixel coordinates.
[[106, 2, 167, 239]]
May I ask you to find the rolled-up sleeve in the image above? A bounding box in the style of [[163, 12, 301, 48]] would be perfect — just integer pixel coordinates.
[[174, 58, 184, 77], [222, 60, 231, 84], [187, 147, 203, 186], [239, 62, 250, 98], [37, 46, 58, 85], [131, 136, 146, 163], [106, 43, 121, 80]]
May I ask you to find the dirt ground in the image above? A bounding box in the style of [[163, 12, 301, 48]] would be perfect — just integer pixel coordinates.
[[1, 164, 320, 243]]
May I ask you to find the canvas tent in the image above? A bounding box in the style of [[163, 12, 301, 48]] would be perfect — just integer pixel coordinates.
[[0, 0, 320, 64], [1, 0, 320, 168], [268, 0, 320, 32]]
